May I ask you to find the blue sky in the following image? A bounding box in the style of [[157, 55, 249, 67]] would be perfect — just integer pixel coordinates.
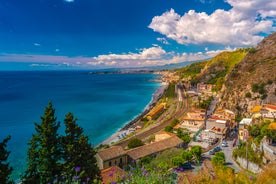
[[0, 0, 275, 70]]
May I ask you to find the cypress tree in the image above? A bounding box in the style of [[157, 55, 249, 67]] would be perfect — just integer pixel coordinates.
[[22, 102, 61, 183], [62, 112, 101, 182], [0, 136, 13, 184]]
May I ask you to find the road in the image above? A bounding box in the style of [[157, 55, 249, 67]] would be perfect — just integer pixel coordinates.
[[203, 135, 241, 172]]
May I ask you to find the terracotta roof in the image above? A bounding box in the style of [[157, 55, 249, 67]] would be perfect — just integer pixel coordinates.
[[126, 136, 183, 160], [101, 166, 126, 184], [209, 116, 227, 121], [269, 122, 276, 130], [97, 146, 125, 161], [265, 104, 276, 111]]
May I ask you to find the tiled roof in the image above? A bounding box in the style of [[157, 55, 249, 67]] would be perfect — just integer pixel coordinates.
[[265, 104, 276, 111], [97, 146, 125, 161], [101, 166, 126, 184], [126, 136, 183, 160]]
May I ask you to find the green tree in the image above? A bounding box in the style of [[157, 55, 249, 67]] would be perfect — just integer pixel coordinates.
[[212, 152, 225, 166], [190, 146, 202, 162], [0, 136, 13, 184], [164, 126, 173, 132], [128, 138, 144, 149], [245, 92, 252, 98], [22, 102, 61, 183], [62, 112, 101, 182], [170, 119, 179, 127], [176, 128, 191, 145], [181, 150, 193, 162], [171, 156, 184, 168], [267, 128, 276, 142], [248, 124, 261, 137]]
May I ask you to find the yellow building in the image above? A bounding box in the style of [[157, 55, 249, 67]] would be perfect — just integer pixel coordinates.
[[146, 103, 166, 120]]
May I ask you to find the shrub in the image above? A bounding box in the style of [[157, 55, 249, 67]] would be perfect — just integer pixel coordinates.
[[245, 92, 252, 98], [128, 138, 144, 149], [171, 156, 185, 168], [164, 126, 173, 132]]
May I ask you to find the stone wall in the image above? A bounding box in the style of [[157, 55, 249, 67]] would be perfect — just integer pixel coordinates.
[[236, 157, 261, 173]]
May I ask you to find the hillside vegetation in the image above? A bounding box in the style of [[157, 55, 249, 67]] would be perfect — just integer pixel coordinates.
[[175, 32, 276, 115], [219, 32, 276, 115], [175, 49, 248, 92]]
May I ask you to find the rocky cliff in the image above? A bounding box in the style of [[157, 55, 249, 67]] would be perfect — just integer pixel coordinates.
[[218, 32, 276, 116]]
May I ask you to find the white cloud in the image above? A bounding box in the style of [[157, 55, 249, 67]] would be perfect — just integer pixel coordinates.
[[94, 46, 167, 61], [149, 0, 276, 47], [64, 0, 74, 2], [90, 46, 233, 67], [157, 37, 169, 45]]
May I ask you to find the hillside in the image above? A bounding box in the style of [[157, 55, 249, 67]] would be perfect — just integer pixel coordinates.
[[218, 32, 276, 116], [175, 49, 248, 92]]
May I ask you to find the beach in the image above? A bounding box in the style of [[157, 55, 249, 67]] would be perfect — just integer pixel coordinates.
[[100, 82, 168, 145]]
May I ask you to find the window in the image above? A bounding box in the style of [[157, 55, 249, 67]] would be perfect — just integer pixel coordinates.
[[115, 160, 117, 165], [120, 158, 122, 163], [109, 161, 111, 166]]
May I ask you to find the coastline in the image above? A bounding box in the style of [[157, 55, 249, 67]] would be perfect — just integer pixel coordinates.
[[99, 82, 168, 146]]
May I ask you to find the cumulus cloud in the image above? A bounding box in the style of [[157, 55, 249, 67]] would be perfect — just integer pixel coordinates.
[[94, 46, 167, 61], [149, 0, 276, 47], [90, 46, 233, 67]]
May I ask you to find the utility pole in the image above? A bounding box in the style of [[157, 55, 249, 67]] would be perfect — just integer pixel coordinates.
[[245, 137, 248, 170]]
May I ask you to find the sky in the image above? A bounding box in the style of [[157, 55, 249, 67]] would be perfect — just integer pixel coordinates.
[[0, 0, 276, 70]]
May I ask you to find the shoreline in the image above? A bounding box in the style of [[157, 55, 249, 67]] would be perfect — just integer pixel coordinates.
[[99, 82, 168, 146]]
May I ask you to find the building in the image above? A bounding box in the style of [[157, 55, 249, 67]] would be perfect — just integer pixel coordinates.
[[261, 104, 276, 120], [96, 146, 127, 170], [206, 116, 229, 130], [101, 166, 126, 184], [206, 116, 230, 139], [126, 135, 183, 162], [146, 103, 166, 120], [176, 118, 205, 133], [214, 109, 235, 120], [251, 105, 262, 118], [238, 118, 253, 142], [197, 83, 214, 92]]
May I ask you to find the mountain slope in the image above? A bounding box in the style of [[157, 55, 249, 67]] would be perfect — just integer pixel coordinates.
[[175, 49, 248, 92], [218, 32, 276, 116]]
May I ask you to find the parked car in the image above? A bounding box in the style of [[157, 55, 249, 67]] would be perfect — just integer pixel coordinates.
[[214, 146, 221, 152], [209, 149, 215, 155], [221, 140, 228, 147]]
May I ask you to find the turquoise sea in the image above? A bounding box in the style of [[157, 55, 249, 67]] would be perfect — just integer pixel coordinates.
[[0, 71, 161, 180]]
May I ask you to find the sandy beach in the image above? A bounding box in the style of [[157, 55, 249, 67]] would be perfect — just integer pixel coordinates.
[[99, 82, 168, 145]]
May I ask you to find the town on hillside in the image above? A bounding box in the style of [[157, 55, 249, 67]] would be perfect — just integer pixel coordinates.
[[96, 70, 276, 183]]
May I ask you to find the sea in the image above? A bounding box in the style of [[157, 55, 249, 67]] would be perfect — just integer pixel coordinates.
[[0, 70, 161, 180]]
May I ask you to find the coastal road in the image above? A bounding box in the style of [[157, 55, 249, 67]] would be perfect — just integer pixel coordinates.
[[203, 135, 241, 172], [115, 84, 188, 148]]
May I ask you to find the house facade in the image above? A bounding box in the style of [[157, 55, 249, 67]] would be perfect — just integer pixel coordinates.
[[96, 146, 127, 170]]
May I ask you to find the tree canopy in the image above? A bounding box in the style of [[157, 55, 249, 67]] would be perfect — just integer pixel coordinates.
[[0, 136, 13, 184], [128, 138, 144, 149], [22, 102, 101, 183]]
